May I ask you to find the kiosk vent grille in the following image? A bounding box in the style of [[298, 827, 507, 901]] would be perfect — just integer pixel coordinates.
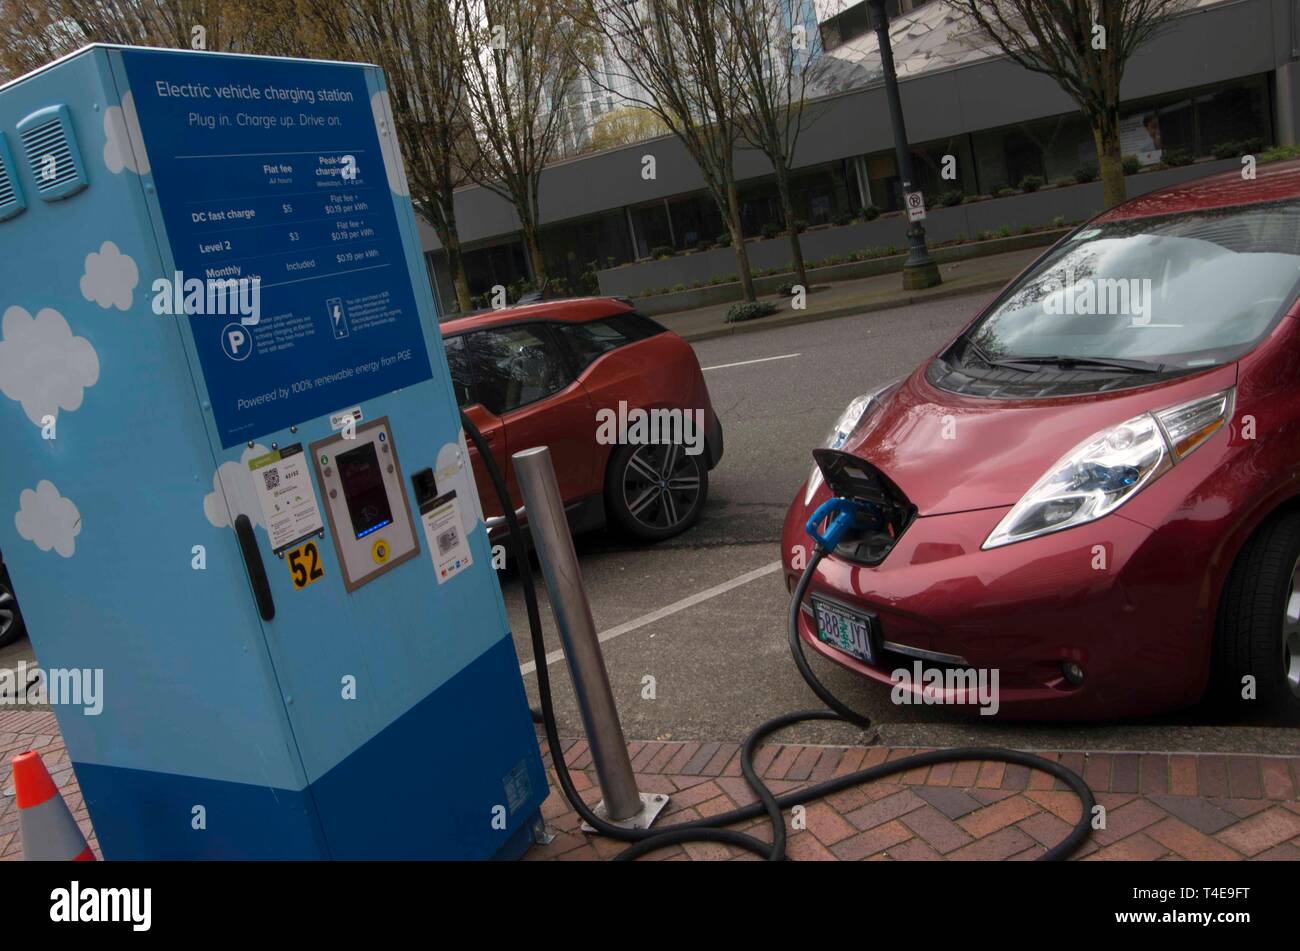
[[17, 104, 87, 201], [0, 132, 25, 221]]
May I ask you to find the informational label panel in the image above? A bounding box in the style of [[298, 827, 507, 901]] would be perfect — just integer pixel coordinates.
[[121, 50, 433, 448], [421, 491, 472, 585], [248, 443, 324, 553]]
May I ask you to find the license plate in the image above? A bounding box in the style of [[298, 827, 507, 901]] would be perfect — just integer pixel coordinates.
[[812, 598, 877, 665]]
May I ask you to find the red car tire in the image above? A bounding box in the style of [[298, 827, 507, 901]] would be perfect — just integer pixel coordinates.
[[604, 442, 709, 541], [1213, 510, 1300, 717]]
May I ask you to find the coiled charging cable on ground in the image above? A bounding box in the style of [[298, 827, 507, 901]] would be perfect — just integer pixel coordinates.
[[461, 411, 1096, 861]]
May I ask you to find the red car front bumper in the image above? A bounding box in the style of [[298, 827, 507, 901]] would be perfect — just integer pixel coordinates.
[[781, 490, 1216, 720]]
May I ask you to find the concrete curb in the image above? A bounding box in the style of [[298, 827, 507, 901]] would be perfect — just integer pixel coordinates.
[[677, 276, 1011, 343]]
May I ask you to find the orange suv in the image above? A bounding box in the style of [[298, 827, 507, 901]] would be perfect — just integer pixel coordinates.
[[441, 297, 724, 541]]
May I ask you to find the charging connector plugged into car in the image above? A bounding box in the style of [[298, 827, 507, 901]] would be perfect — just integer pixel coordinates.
[[806, 496, 875, 553]]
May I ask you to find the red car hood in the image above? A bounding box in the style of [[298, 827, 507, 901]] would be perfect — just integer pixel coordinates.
[[845, 364, 1238, 516]]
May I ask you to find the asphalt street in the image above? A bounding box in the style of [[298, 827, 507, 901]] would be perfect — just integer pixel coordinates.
[[505, 290, 1300, 755]]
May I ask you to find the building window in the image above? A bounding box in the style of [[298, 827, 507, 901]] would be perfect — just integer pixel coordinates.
[[820, 0, 930, 51], [820, 1, 877, 51]]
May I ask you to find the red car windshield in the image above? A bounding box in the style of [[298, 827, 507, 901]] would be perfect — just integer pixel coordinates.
[[965, 199, 1300, 370]]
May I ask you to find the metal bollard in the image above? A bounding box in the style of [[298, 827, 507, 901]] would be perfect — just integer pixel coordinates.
[[512, 446, 668, 829]]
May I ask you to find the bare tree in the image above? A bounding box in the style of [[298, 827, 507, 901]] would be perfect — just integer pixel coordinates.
[[727, 0, 825, 291], [0, 0, 304, 78], [585, 0, 758, 302], [946, 0, 1188, 208], [453, 0, 594, 286], [298, 0, 478, 313], [0, 3, 82, 77]]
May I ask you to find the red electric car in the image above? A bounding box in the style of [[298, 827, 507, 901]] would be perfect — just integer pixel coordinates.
[[784, 159, 1300, 720], [442, 297, 723, 541]]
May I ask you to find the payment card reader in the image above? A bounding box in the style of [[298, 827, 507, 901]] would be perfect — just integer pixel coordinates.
[[312, 418, 420, 591]]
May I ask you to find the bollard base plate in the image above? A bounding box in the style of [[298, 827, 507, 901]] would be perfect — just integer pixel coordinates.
[[531, 814, 556, 846], [580, 791, 669, 832]]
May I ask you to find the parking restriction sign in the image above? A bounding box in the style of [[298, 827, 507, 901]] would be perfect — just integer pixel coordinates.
[[906, 190, 926, 222]]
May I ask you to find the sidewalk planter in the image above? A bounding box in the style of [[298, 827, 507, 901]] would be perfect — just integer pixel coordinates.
[[597, 157, 1240, 314]]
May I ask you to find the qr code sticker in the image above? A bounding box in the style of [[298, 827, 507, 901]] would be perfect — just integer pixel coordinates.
[[261, 468, 280, 491], [436, 527, 459, 556]]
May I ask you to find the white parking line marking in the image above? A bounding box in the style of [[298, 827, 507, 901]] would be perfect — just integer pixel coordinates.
[[701, 353, 800, 372], [520, 559, 783, 675]]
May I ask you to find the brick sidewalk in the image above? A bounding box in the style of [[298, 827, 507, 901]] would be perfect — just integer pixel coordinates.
[[0, 711, 100, 860], [527, 738, 1300, 861], [4, 709, 1297, 862]]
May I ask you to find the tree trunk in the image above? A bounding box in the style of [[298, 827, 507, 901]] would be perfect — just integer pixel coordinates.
[[444, 230, 473, 313], [725, 177, 756, 302], [450, 255, 472, 314], [523, 224, 548, 286], [429, 212, 474, 314], [1094, 116, 1126, 209], [774, 158, 807, 289]]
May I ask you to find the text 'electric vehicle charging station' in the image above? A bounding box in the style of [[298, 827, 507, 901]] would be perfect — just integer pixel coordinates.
[[0, 45, 546, 859]]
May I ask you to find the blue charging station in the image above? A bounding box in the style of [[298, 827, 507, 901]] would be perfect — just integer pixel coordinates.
[[0, 45, 547, 859]]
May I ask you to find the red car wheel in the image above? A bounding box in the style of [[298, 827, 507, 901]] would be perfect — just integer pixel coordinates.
[[605, 442, 708, 541], [1213, 511, 1300, 716], [0, 569, 24, 649]]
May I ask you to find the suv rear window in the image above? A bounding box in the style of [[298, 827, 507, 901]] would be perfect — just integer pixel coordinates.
[[553, 312, 666, 372], [605, 311, 667, 340], [555, 319, 626, 366]]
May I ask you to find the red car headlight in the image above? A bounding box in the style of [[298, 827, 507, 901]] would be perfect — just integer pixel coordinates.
[[804, 379, 902, 506], [983, 387, 1234, 549]]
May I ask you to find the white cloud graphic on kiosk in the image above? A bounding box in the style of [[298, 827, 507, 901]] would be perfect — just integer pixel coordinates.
[[103, 91, 150, 175], [0, 306, 100, 426], [81, 241, 139, 311], [204, 444, 270, 530], [16, 481, 81, 558]]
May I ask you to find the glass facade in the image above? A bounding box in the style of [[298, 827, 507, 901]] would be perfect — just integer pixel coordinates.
[[667, 194, 726, 249], [446, 73, 1275, 310], [540, 209, 636, 291], [463, 241, 529, 297], [859, 75, 1273, 203], [736, 161, 856, 232]]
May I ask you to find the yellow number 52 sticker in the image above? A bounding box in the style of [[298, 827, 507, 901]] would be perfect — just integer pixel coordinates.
[[287, 540, 325, 590]]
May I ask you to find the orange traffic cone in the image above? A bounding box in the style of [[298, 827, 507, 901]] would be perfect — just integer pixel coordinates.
[[11, 751, 95, 861]]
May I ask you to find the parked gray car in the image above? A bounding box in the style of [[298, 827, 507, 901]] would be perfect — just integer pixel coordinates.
[[0, 552, 25, 648]]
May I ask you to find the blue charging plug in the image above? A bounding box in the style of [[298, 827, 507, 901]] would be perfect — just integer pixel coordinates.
[[806, 497, 863, 553]]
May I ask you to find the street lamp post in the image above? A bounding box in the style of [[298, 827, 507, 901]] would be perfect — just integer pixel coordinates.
[[869, 0, 941, 290]]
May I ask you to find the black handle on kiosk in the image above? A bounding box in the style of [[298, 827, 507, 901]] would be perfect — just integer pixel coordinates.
[[234, 514, 276, 622]]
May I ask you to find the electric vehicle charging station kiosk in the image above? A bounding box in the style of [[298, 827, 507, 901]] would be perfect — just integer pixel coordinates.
[[0, 45, 547, 859]]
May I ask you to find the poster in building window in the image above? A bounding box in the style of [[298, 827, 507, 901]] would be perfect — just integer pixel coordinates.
[[1120, 110, 1164, 166]]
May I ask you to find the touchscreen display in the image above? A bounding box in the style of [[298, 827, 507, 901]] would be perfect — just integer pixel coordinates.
[[336, 442, 394, 539]]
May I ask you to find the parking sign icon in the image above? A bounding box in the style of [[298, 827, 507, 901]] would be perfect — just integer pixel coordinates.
[[220, 323, 252, 361]]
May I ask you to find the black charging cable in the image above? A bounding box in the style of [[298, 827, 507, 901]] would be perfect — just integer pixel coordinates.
[[461, 410, 1096, 861]]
